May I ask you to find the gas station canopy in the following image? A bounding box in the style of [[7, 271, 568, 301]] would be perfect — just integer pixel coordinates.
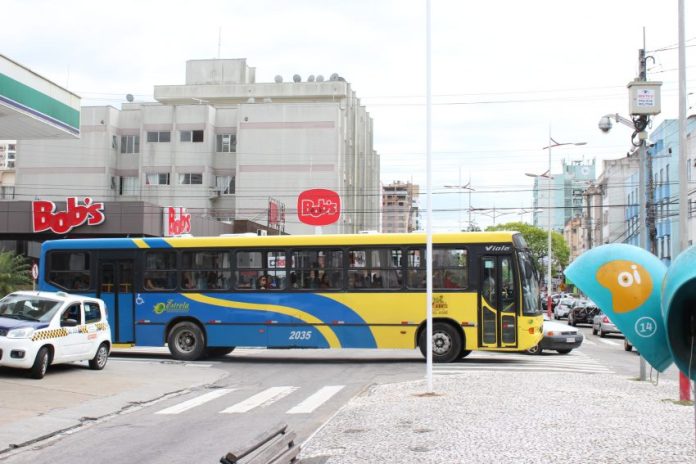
[[0, 54, 80, 140]]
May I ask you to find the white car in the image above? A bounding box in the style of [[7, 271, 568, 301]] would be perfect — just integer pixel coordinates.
[[526, 313, 584, 355], [553, 297, 575, 319], [0, 291, 111, 379]]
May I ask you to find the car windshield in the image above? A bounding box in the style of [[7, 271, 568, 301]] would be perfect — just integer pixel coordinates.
[[0, 294, 63, 322], [517, 249, 540, 315]]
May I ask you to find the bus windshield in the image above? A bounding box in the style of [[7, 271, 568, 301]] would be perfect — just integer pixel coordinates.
[[517, 250, 541, 315]]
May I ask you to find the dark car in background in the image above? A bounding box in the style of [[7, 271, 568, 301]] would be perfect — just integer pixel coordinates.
[[567, 302, 600, 326]]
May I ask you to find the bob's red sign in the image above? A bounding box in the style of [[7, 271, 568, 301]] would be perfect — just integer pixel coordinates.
[[297, 189, 341, 226], [163, 206, 191, 236], [32, 197, 105, 234]]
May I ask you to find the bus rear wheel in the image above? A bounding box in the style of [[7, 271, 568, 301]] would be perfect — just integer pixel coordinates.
[[418, 322, 462, 363], [168, 322, 206, 361]]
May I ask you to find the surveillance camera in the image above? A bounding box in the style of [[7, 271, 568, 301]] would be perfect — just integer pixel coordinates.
[[598, 116, 613, 133]]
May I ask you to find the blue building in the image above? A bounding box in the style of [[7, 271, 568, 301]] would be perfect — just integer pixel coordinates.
[[628, 118, 696, 264], [531, 159, 595, 233]]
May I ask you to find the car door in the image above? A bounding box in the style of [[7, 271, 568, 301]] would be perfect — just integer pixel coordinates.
[[82, 301, 106, 357], [56, 303, 87, 361]]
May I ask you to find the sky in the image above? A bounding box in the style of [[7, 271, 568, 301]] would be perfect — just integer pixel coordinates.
[[2, 0, 694, 231]]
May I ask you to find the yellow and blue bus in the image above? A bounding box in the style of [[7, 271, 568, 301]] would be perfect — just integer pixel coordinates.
[[38, 231, 543, 362]]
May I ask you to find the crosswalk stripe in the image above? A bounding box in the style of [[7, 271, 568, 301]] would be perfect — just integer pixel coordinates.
[[220, 386, 299, 414], [598, 339, 620, 346], [582, 339, 596, 345], [155, 388, 235, 415], [287, 385, 345, 414]]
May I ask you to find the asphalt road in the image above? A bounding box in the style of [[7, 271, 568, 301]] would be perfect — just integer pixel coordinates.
[[0, 332, 687, 464]]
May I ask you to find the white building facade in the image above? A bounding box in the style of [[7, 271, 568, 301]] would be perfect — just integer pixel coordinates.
[[14, 59, 380, 235]]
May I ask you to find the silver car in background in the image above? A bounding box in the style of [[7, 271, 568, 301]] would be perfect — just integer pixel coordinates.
[[592, 312, 622, 338]]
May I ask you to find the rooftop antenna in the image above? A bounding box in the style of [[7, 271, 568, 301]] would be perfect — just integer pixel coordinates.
[[217, 27, 221, 59]]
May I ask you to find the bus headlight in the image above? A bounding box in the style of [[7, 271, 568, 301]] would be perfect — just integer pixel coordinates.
[[7, 327, 35, 339]]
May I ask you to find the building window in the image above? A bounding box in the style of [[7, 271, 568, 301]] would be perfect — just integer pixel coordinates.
[[146, 173, 170, 185], [147, 131, 171, 143], [180, 130, 204, 142], [216, 134, 237, 153], [688, 159, 692, 182], [179, 173, 203, 185], [120, 135, 140, 154], [119, 176, 139, 195], [215, 175, 235, 194]]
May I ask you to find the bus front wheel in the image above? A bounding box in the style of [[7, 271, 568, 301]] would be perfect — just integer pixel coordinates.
[[168, 322, 206, 361], [418, 322, 462, 363]]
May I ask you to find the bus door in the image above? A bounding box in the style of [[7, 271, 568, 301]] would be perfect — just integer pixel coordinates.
[[478, 254, 518, 348], [97, 253, 136, 343]]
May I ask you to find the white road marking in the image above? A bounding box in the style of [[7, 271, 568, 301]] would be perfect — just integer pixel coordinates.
[[155, 388, 235, 415], [287, 385, 345, 414], [598, 338, 620, 346], [581, 339, 596, 346], [220, 386, 299, 413]]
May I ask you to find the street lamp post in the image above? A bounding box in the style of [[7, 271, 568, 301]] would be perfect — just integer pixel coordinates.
[[526, 133, 586, 317]]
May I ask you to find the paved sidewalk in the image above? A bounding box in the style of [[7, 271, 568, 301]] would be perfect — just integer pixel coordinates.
[[0, 357, 226, 452], [301, 371, 696, 464]]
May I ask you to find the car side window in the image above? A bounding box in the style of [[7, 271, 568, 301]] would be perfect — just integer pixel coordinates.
[[61, 304, 83, 324], [84, 302, 102, 323]]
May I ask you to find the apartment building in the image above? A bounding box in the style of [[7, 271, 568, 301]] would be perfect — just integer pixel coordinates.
[[531, 159, 596, 233], [0, 141, 15, 199], [13, 58, 380, 239], [382, 181, 419, 233]]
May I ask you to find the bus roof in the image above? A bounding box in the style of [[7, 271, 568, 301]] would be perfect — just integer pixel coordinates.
[[41, 231, 521, 251]]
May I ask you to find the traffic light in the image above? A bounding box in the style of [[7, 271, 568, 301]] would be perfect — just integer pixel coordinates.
[[565, 243, 696, 380]]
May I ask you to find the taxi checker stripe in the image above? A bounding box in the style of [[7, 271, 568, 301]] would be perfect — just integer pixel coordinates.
[[31, 323, 108, 341], [32, 328, 69, 341]]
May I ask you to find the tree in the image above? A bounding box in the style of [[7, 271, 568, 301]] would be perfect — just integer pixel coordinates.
[[485, 222, 570, 278], [0, 250, 33, 296]]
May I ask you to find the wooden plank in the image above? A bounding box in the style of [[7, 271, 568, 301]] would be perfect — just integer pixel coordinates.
[[223, 423, 288, 461], [268, 444, 301, 464], [244, 431, 296, 464]]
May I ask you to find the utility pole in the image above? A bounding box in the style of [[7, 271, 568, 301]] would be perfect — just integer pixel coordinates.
[[638, 46, 658, 255]]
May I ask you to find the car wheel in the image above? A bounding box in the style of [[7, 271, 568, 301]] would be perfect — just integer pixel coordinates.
[[168, 321, 206, 361], [30, 346, 50, 379], [592, 327, 598, 335], [624, 339, 633, 352], [89, 342, 110, 370], [556, 349, 572, 354], [418, 322, 462, 363], [525, 344, 542, 355], [599, 329, 606, 338]]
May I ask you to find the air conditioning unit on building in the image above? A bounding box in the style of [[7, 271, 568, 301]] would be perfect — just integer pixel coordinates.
[[257, 229, 267, 236], [208, 186, 222, 198]]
